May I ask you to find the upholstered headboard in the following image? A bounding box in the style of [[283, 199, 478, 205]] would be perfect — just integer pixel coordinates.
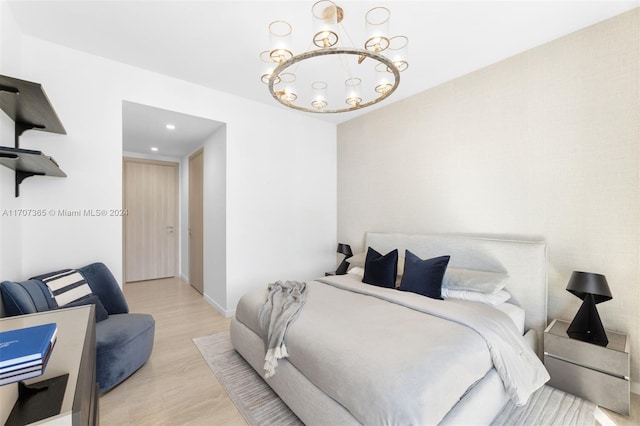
[[365, 233, 548, 344]]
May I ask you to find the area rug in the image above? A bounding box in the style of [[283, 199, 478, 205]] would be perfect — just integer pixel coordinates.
[[193, 331, 596, 426], [193, 331, 303, 426]]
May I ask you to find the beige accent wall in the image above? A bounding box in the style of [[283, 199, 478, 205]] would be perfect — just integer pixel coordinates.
[[338, 9, 639, 389]]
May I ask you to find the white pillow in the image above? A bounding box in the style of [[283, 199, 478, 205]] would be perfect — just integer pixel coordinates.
[[441, 288, 511, 305], [347, 266, 364, 278], [442, 268, 509, 294]]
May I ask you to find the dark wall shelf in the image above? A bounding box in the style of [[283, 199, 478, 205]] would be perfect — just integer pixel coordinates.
[[0, 75, 67, 197], [0, 146, 66, 176]]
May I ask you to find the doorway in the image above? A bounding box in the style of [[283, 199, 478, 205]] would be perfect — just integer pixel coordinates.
[[123, 157, 179, 282], [121, 101, 225, 299], [188, 148, 204, 294]]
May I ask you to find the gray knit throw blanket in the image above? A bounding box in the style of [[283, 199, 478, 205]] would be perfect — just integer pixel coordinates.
[[258, 280, 307, 378]]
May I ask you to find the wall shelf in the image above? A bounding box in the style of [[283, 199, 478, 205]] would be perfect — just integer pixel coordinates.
[[0, 145, 66, 180], [0, 74, 67, 197]]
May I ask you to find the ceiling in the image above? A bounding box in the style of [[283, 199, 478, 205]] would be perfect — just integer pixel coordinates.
[[7, 1, 639, 131], [122, 101, 224, 158]]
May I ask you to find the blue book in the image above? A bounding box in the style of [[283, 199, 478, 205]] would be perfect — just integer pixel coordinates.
[[0, 323, 57, 369], [0, 335, 56, 386], [0, 364, 42, 379], [0, 358, 43, 374], [0, 369, 42, 385]]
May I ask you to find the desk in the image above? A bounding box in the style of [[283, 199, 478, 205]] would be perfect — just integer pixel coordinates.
[[0, 306, 98, 425]]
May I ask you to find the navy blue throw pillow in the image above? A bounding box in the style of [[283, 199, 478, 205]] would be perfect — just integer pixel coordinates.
[[362, 247, 398, 288], [62, 295, 109, 322], [399, 250, 450, 300]]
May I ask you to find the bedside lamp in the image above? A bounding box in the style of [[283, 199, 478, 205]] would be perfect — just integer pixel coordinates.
[[335, 243, 353, 275], [566, 271, 612, 347]]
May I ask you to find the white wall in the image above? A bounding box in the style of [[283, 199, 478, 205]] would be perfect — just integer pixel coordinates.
[[338, 9, 639, 390], [225, 119, 337, 312], [0, 113, 21, 287], [123, 150, 181, 164], [0, 6, 337, 315], [0, 0, 24, 285], [203, 126, 227, 312]]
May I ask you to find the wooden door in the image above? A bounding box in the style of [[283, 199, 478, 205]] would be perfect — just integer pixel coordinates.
[[188, 149, 204, 294], [123, 158, 178, 282]]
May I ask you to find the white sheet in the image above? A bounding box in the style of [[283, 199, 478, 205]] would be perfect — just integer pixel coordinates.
[[494, 302, 525, 335]]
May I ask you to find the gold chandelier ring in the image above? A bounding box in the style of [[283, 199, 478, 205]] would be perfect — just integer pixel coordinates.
[[267, 47, 401, 114]]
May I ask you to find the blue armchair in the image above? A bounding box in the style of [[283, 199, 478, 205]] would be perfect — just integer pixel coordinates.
[[0, 262, 155, 393]]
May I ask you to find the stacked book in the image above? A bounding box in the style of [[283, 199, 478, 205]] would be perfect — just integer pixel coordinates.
[[0, 323, 57, 386]]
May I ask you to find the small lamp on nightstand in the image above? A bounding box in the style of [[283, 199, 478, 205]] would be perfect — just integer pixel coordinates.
[[335, 243, 353, 275], [566, 271, 612, 347]]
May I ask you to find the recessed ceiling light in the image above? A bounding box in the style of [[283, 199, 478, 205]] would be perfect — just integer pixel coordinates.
[[151, 147, 159, 152], [166, 124, 175, 130]]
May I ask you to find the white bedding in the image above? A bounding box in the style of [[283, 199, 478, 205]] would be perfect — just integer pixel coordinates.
[[347, 268, 526, 334], [495, 302, 525, 335], [235, 274, 548, 425]]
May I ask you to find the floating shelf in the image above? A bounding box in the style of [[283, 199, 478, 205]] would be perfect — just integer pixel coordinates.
[[0, 75, 67, 197], [0, 146, 66, 176]]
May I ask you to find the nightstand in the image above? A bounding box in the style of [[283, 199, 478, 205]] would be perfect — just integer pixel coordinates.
[[544, 319, 630, 415]]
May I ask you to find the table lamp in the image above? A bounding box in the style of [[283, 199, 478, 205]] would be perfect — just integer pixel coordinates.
[[566, 271, 612, 347], [335, 243, 353, 275]]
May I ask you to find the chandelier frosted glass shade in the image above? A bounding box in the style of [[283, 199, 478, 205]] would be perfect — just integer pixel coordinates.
[[389, 36, 409, 71], [269, 21, 293, 63], [261, 1, 408, 114], [311, 81, 328, 110], [312, 0, 341, 48], [364, 7, 390, 53]]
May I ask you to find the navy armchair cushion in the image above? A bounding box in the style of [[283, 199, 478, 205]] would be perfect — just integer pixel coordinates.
[[96, 313, 155, 393], [77, 263, 129, 315], [64, 295, 109, 322], [0, 279, 56, 315]]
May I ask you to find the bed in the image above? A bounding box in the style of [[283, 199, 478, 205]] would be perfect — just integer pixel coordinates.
[[230, 232, 549, 425]]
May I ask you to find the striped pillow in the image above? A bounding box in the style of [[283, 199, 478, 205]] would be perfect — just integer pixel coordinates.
[[38, 269, 93, 307]]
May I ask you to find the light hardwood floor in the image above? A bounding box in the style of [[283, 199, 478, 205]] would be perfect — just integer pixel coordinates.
[[99, 277, 247, 425], [596, 393, 640, 426], [101, 277, 640, 426]]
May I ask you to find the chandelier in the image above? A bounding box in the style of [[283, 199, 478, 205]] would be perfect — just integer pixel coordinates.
[[260, 1, 409, 113]]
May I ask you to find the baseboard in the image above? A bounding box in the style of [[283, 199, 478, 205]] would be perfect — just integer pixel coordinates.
[[180, 273, 189, 284], [203, 293, 235, 318]]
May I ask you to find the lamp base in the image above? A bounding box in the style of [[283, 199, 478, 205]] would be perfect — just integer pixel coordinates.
[[335, 259, 349, 275], [567, 294, 609, 347]]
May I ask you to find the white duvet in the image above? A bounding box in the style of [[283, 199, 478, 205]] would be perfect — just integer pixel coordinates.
[[235, 274, 549, 425]]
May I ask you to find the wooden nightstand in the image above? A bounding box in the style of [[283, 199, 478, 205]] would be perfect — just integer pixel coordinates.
[[544, 319, 630, 415]]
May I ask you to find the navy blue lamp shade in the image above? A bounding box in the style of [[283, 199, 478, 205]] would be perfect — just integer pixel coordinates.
[[566, 271, 612, 347]]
